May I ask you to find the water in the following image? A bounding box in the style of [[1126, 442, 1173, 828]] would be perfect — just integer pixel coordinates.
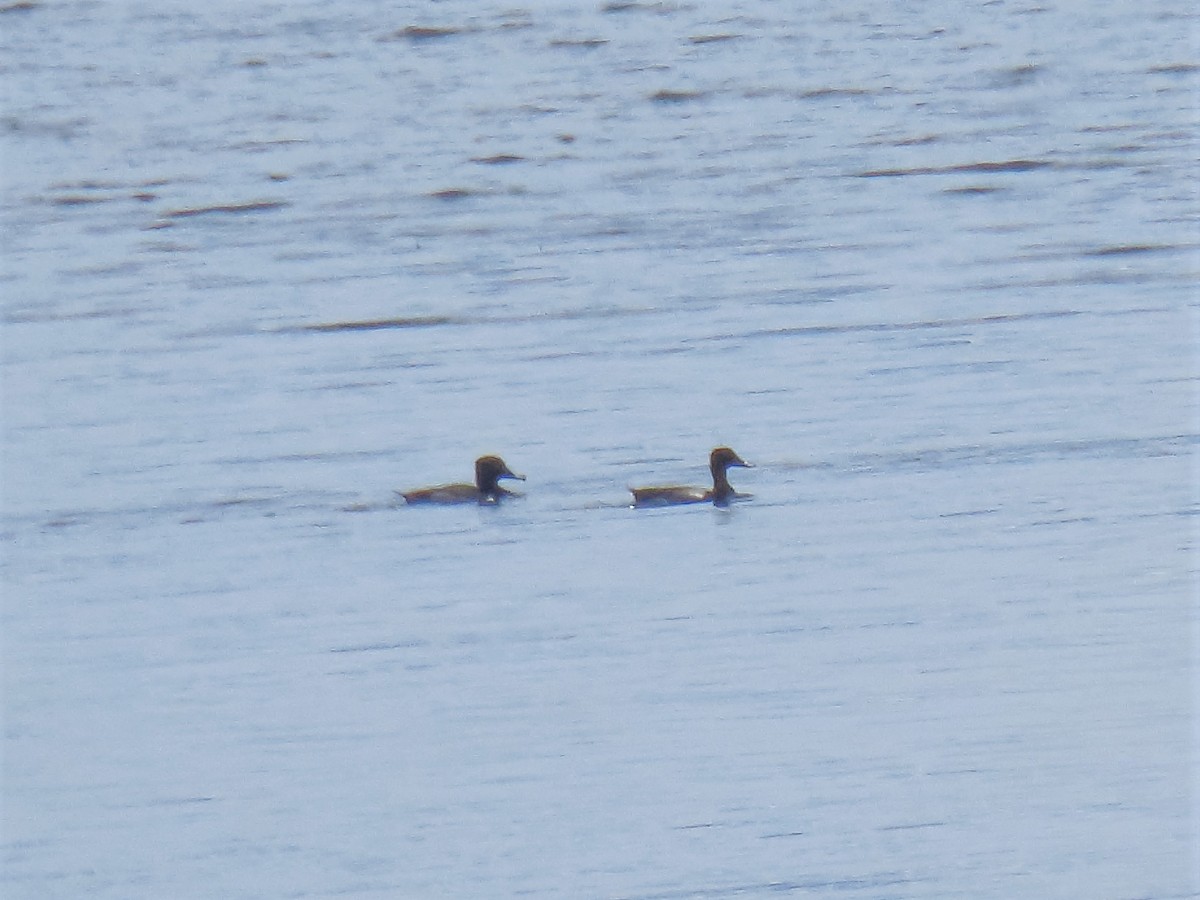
[[2, 1, 1197, 898]]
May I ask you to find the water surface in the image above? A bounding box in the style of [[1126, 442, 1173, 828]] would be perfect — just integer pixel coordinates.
[[2, 2, 1197, 898]]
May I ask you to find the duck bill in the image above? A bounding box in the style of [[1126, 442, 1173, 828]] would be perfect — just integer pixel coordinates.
[[501, 470, 526, 482]]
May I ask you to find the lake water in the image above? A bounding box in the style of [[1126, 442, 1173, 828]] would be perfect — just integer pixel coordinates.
[[2, 1, 1197, 898]]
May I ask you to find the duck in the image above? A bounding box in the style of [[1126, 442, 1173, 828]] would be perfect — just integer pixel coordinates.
[[401, 455, 525, 505], [631, 447, 752, 507]]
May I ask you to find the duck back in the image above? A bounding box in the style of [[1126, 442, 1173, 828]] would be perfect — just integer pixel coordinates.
[[402, 483, 489, 504], [631, 485, 711, 507]]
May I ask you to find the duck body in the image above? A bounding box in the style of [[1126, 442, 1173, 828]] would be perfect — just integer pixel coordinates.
[[630, 485, 713, 506], [631, 447, 752, 508], [401, 455, 524, 505]]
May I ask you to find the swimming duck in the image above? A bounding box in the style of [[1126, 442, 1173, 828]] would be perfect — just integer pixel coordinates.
[[401, 455, 525, 504], [631, 447, 752, 507]]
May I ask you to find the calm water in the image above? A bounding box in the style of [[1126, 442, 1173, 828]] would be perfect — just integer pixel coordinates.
[[3, 1, 1197, 898]]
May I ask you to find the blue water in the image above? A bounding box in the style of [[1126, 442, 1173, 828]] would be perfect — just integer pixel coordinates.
[[3, 2, 1197, 898]]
